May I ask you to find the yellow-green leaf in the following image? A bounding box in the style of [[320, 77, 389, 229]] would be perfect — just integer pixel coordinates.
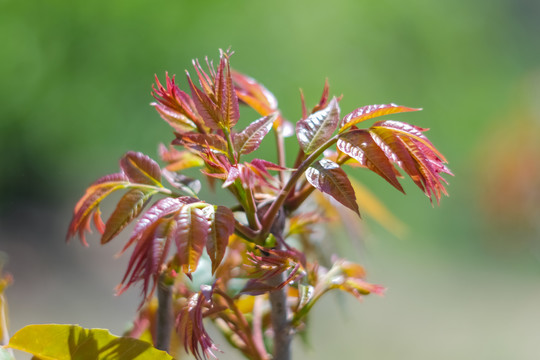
[[7, 324, 173, 360]]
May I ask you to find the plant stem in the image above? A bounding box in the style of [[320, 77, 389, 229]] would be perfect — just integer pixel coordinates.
[[259, 135, 339, 242], [156, 275, 173, 352], [273, 123, 286, 185], [269, 272, 290, 360]]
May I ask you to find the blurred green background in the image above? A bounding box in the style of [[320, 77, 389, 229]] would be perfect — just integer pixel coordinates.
[[2, 0, 540, 358]]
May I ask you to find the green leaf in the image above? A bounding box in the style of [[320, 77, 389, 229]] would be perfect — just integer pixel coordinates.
[[7, 324, 173, 360], [337, 129, 404, 193], [101, 188, 156, 244], [339, 103, 421, 133], [203, 205, 235, 274], [305, 159, 359, 215], [296, 97, 340, 154], [233, 113, 277, 155], [120, 151, 162, 186], [175, 206, 210, 275]]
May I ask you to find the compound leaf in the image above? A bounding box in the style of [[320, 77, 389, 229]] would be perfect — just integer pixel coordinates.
[[305, 159, 359, 215], [297, 97, 340, 154]]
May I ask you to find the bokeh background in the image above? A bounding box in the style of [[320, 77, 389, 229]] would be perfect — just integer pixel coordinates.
[[2, 0, 540, 358]]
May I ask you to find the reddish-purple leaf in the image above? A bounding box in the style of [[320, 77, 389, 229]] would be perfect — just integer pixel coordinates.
[[311, 78, 330, 113], [222, 166, 240, 188], [120, 151, 162, 186], [118, 217, 175, 303], [177, 290, 218, 360], [101, 188, 156, 244], [305, 159, 360, 215], [339, 104, 421, 132], [297, 97, 340, 154], [233, 113, 277, 155], [202, 205, 235, 274], [186, 72, 222, 130], [123, 197, 189, 252], [219, 50, 240, 129], [174, 206, 210, 275], [67, 173, 129, 246], [173, 133, 228, 156], [152, 73, 202, 133], [370, 120, 452, 203], [337, 129, 404, 193]]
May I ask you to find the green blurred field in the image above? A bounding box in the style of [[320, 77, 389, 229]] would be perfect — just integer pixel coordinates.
[[1, 0, 540, 358]]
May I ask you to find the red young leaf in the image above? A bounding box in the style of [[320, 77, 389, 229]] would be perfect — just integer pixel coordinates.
[[186, 71, 222, 130], [118, 217, 175, 303], [305, 159, 360, 215], [177, 290, 218, 360], [120, 151, 162, 186], [173, 133, 228, 156], [370, 120, 452, 203], [218, 50, 240, 129], [311, 78, 330, 113], [202, 205, 235, 274], [296, 97, 340, 154], [337, 129, 404, 193], [174, 206, 210, 275], [339, 104, 421, 132], [101, 188, 156, 244], [123, 197, 191, 252], [233, 113, 277, 155], [67, 173, 129, 246], [152, 73, 202, 133]]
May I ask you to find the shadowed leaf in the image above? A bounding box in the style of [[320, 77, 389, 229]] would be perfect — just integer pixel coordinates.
[[175, 206, 210, 275], [305, 159, 359, 215], [203, 206, 235, 274], [101, 188, 156, 244], [339, 104, 421, 132], [7, 324, 173, 360], [297, 97, 340, 154]]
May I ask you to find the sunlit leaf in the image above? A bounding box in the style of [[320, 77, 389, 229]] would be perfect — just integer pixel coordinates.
[[187, 71, 222, 130], [296, 97, 340, 154], [152, 73, 201, 133], [101, 188, 156, 244], [7, 324, 173, 360], [339, 104, 421, 132], [305, 159, 359, 215], [338, 129, 404, 193], [203, 206, 235, 274], [173, 133, 228, 156], [158, 144, 204, 172], [120, 151, 162, 186], [233, 113, 277, 155], [175, 206, 210, 275], [67, 173, 129, 246], [218, 50, 240, 129]]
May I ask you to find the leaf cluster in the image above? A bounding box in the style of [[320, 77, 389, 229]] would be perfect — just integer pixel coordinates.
[[66, 50, 451, 359]]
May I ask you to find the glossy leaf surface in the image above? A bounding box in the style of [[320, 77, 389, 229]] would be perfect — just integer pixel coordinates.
[[7, 324, 172, 360], [338, 129, 404, 193], [296, 97, 340, 154], [305, 159, 359, 215], [233, 113, 277, 155], [339, 103, 421, 132]]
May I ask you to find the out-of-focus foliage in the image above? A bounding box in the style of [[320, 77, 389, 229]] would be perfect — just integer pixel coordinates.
[[7, 324, 173, 359]]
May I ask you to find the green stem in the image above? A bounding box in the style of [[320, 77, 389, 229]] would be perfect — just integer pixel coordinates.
[[155, 274, 173, 352]]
